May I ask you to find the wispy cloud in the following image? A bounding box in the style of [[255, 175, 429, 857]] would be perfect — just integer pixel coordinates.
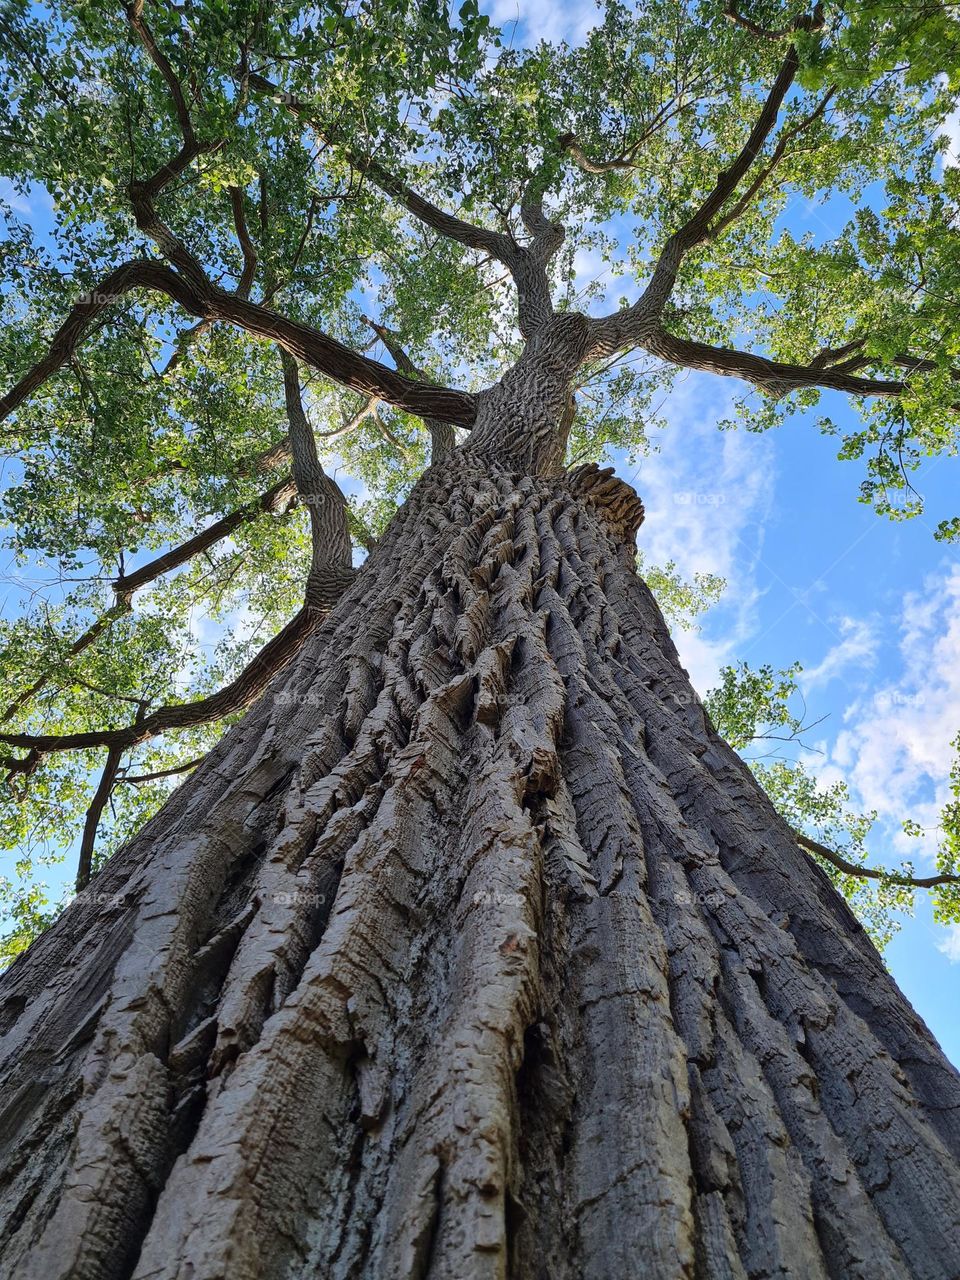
[[811, 564, 960, 861], [483, 0, 599, 46], [629, 373, 777, 691], [937, 923, 960, 964], [801, 615, 879, 689]]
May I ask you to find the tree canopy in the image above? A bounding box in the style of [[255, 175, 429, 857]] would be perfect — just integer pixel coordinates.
[[1, 0, 959, 958]]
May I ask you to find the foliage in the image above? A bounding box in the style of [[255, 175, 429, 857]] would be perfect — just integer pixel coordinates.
[[1, 0, 959, 957], [706, 659, 960, 949]]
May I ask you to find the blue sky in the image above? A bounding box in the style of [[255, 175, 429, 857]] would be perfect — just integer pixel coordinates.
[[1, 0, 958, 1067]]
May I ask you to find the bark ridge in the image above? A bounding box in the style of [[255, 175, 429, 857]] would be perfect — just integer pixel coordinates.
[[1, 458, 959, 1280]]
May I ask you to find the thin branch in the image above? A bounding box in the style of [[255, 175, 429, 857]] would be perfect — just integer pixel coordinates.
[[362, 316, 458, 460], [592, 38, 808, 354], [245, 72, 513, 263], [559, 131, 640, 174], [1, 605, 128, 724], [159, 319, 210, 376], [112, 476, 297, 599], [75, 745, 124, 891], [126, 0, 196, 145], [246, 72, 558, 337], [724, 1, 825, 41], [795, 830, 960, 890], [118, 756, 205, 784], [2, 478, 297, 723], [707, 86, 837, 239]]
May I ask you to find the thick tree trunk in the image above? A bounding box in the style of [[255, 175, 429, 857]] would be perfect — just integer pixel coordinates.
[[2, 450, 960, 1279]]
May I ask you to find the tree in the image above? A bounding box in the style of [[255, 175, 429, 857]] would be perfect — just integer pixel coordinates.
[[1, 0, 960, 1275]]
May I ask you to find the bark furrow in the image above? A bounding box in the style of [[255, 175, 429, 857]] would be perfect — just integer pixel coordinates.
[[0, 458, 958, 1279]]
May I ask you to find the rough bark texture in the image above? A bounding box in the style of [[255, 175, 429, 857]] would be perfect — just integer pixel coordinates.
[[1, 454, 959, 1279]]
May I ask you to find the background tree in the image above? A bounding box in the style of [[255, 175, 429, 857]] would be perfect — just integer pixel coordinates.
[[1, 1, 960, 1275]]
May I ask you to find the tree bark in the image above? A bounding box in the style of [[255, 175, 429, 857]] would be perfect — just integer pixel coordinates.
[[1, 444, 959, 1279]]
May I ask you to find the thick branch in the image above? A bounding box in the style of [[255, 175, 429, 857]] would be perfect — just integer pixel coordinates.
[[363, 317, 458, 460], [795, 830, 960, 890], [0, 260, 163, 423], [279, 350, 355, 610], [0, 259, 478, 427], [637, 327, 909, 398], [112, 476, 297, 599], [0, 604, 321, 756], [124, 1, 221, 285]]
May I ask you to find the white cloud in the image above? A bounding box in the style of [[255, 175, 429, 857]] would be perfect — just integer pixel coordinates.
[[801, 615, 879, 689], [484, 0, 598, 46], [813, 564, 960, 863], [571, 245, 644, 315], [629, 373, 777, 691], [936, 76, 960, 169], [0, 179, 33, 217], [937, 923, 960, 964]]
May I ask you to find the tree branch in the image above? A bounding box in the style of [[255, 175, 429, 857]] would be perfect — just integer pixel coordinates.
[[0, 604, 322, 757], [559, 132, 640, 174], [706, 85, 837, 239], [229, 186, 258, 298], [246, 72, 512, 260], [637, 326, 909, 398], [1, 477, 298, 724], [118, 756, 205, 785], [245, 72, 558, 337], [112, 476, 297, 600], [724, 1, 825, 41], [1, 606, 128, 724], [75, 745, 124, 891], [0, 259, 478, 427], [126, 0, 196, 146], [795, 829, 960, 890], [279, 350, 355, 610], [591, 39, 807, 353], [362, 316, 458, 461]]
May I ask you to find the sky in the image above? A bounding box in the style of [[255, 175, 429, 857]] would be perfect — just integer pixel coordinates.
[[1, 1, 958, 1068]]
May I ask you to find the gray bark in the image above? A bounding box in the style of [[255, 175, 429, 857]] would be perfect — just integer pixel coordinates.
[[1, 438, 959, 1278]]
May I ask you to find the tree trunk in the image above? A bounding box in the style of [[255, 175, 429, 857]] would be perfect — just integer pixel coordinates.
[[2, 449, 960, 1280]]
